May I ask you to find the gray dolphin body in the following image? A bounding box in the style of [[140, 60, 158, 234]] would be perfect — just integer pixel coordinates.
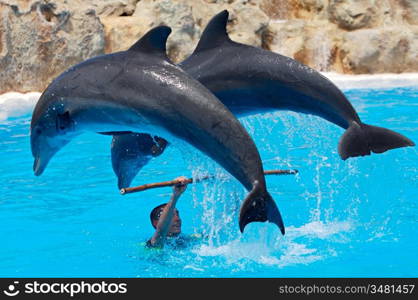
[[111, 10, 414, 189], [30, 26, 285, 234]]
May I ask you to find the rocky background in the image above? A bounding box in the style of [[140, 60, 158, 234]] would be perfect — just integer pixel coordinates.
[[0, 0, 417, 93]]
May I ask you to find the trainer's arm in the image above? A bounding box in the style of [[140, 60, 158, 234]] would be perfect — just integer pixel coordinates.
[[149, 177, 188, 248]]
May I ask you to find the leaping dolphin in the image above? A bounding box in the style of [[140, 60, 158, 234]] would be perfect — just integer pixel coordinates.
[[30, 26, 285, 234], [110, 133, 168, 190], [110, 10, 414, 189]]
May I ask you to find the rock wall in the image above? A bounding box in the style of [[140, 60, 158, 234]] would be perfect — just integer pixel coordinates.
[[0, 0, 417, 93], [0, 0, 105, 93]]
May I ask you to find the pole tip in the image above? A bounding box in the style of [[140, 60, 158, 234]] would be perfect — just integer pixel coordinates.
[[120, 188, 126, 195]]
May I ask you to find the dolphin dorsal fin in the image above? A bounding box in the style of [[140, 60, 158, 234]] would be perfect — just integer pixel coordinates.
[[128, 26, 171, 60], [194, 10, 232, 53]]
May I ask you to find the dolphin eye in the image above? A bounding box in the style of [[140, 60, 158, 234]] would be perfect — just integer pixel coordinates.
[[56, 111, 71, 131], [56, 118, 65, 131], [36, 128, 42, 134]]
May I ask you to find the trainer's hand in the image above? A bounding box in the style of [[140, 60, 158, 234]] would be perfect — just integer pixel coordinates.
[[173, 176, 188, 195]]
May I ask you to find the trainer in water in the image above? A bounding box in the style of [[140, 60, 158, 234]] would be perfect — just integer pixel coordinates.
[[30, 26, 285, 234], [110, 10, 414, 189], [146, 176, 201, 249]]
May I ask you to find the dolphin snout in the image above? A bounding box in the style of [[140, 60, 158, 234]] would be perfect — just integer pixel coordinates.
[[33, 157, 45, 176]]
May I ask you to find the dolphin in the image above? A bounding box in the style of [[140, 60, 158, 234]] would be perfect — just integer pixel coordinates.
[[110, 10, 414, 189], [111, 133, 168, 190], [30, 26, 285, 234]]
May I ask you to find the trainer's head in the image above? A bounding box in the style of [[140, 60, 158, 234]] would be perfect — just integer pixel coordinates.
[[150, 204, 182, 236]]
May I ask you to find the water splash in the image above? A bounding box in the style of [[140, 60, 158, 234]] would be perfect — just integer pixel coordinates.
[[166, 110, 367, 270], [309, 31, 331, 72]]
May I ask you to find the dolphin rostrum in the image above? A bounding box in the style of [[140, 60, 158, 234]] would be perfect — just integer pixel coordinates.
[[110, 133, 168, 190], [110, 10, 414, 189], [30, 26, 285, 234]]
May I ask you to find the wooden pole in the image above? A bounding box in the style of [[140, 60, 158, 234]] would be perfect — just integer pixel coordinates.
[[120, 169, 298, 195]]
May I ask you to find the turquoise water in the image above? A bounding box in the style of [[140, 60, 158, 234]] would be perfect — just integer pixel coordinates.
[[0, 86, 417, 277]]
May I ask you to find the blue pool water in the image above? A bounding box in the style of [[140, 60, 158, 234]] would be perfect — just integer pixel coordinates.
[[0, 86, 417, 277]]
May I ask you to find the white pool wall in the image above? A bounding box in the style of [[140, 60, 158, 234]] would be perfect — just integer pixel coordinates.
[[1, 73, 418, 122]]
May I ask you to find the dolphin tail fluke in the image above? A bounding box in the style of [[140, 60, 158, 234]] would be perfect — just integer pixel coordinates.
[[239, 187, 285, 235], [338, 121, 415, 160]]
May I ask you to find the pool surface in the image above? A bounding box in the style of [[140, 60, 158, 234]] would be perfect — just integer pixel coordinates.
[[0, 85, 417, 277]]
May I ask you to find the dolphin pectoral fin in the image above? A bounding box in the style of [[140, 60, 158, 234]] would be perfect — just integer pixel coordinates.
[[338, 121, 415, 160], [239, 186, 285, 235]]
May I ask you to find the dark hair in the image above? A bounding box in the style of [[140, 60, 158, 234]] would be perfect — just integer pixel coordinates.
[[150, 203, 167, 228]]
